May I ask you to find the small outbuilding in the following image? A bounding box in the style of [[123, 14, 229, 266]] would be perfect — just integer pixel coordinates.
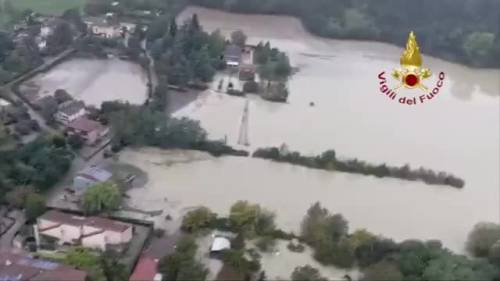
[[210, 236, 231, 258]]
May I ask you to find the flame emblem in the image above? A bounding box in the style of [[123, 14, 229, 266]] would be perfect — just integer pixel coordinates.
[[392, 32, 431, 91]]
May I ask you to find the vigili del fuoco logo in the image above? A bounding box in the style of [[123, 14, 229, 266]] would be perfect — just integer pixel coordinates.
[[378, 32, 445, 105]]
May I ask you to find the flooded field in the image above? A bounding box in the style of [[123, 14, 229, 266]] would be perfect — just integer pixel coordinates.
[[24, 58, 148, 106], [120, 5, 498, 257]]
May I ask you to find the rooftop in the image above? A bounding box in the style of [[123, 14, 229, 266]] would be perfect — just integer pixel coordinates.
[[58, 100, 85, 116], [39, 210, 131, 233], [67, 117, 106, 133], [76, 166, 112, 182], [129, 255, 161, 281]]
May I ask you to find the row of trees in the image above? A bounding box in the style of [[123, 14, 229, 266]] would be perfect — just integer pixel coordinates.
[[99, 101, 247, 156], [189, 0, 500, 67], [252, 146, 465, 188]]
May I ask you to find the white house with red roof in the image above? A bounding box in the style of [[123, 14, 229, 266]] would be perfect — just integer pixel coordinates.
[[35, 210, 133, 251]]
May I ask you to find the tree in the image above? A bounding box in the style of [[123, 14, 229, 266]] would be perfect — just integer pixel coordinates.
[[47, 21, 74, 53], [181, 206, 217, 233], [291, 265, 328, 281], [421, 253, 498, 281], [24, 193, 46, 221], [54, 89, 73, 104], [229, 201, 261, 234], [68, 134, 85, 150], [158, 236, 208, 281], [65, 247, 105, 281], [231, 30, 247, 47], [101, 250, 128, 281], [169, 18, 178, 38], [361, 261, 403, 281], [466, 222, 500, 257], [82, 182, 122, 215]]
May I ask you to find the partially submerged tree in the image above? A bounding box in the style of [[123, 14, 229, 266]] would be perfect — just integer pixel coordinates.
[[82, 182, 121, 215]]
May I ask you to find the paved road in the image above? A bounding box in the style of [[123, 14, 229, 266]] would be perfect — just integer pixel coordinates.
[[0, 210, 26, 250]]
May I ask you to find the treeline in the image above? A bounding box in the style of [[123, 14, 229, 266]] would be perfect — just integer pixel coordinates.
[[98, 101, 248, 157], [189, 0, 500, 67], [0, 135, 74, 202], [176, 202, 500, 281], [252, 146, 465, 188], [300, 202, 499, 281]]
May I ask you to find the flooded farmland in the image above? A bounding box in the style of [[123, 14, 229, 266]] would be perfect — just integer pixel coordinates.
[[24, 58, 148, 107], [121, 5, 499, 261]]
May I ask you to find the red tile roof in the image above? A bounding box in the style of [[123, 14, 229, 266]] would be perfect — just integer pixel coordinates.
[[129, 255, 159, 281], [67, 117, 105, 133], [40, 210, 131, 233]]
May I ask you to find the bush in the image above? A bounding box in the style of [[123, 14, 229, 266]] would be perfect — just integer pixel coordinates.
[[181, 207, 217, 233]]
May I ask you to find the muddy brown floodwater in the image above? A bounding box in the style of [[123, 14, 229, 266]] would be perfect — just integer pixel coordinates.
[[122, 5, 499, 263], [26, 58, 148, 107]]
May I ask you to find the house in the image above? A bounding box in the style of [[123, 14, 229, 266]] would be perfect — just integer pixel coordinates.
[[54, 100, 86, 125], [0, 251, 87, 281], [66, 117, 109, 145], [73, 166, 112, 194], [129, 255, 162, 281], [224, 44, 243, 67], [84, 17, 135, 39], [35, 210, 133, 251]]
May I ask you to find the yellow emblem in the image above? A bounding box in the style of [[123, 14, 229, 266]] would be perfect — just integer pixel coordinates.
[[392, 32, 431, 91]]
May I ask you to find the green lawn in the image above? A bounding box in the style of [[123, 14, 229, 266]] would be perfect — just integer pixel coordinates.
[[12, 0, 86, 15]]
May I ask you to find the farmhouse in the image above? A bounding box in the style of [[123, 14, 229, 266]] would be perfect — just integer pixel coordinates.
[[35, 210, 133, 251], [54, 100, 86, 125], [66, 117, 109, 145]]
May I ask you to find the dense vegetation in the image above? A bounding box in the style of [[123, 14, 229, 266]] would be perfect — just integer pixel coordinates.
[[300, 202, 500, 281], [0, 135, 73, 201], [63, 247, 128, 281], [253, 146, 465, 188], [158, 235, 209, 281], [190, 0, 500, 67], [180, 201, 500, 281], [82, 181, 122, 215], [149, 13, 226, 87]]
